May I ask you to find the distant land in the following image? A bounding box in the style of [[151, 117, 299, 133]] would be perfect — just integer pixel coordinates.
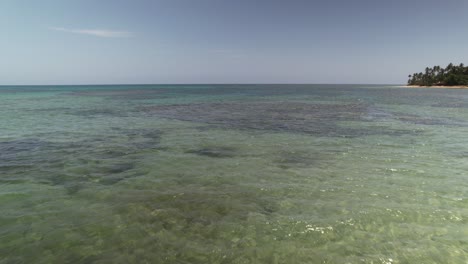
[[407, 63, 468, 88]]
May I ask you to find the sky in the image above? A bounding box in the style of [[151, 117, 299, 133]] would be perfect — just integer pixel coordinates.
[[1, 0, 468, 85]]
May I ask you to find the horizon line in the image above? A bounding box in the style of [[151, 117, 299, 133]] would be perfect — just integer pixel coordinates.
[[0, 83, 403, 87]]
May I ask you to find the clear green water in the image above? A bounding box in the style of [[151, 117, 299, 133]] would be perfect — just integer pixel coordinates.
[[0, 84, 467, 263]]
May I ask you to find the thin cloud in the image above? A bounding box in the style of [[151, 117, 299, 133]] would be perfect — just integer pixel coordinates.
[[50, 27, 132, 38]]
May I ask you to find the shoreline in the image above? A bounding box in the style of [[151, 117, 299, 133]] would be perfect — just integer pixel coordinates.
[[403, 85, 468, 89]]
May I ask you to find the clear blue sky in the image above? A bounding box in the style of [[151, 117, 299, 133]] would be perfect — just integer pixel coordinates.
[[1, 0, 468, 84]]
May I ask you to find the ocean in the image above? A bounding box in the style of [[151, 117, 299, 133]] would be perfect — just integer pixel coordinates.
[[1, 84, 467, 263]]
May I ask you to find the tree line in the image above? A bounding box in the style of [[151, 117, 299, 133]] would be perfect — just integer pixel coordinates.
[[408, 63, 468, 86]]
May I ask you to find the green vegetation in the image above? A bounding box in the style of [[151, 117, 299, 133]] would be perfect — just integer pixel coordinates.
[[407, 63, 468, 86]]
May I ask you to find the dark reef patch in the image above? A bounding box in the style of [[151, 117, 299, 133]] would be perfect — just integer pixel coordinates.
[[186, 146, 237, 158], [275, 151, 318, 169], [431, 101, 468, 108], [0, 138, 46, 156], [395, 113, 464, 126], [69, 89, 169, 100], [145, 101, 414, 137], [73, 108, 125, 117], [0, 139, 58, 172], [101, 163, 135, 174], [0, 129, 162, 192]]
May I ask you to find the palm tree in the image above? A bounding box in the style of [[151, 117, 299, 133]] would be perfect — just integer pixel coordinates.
[[447, 63, 454, 73], [407, 74, 413, 84]]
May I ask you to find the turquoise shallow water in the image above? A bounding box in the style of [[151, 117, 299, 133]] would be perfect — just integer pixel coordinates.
[[0, 84, 467, 263]]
